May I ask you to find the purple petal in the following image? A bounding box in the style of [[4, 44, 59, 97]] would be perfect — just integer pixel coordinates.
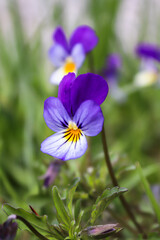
[[43, 97, 71, 132], [40, 160, 62, 187], [49, 44, 68, 67], [103, 53, 122, 82], [59, 73, 108, 117], [41, 130, 87, 161], [71, 73, 109, 116], [71, 43, 85, 68], [0, 218, 18, 240], [58, 72, 76, 116], [73, 100, 104, 136], [135, 43, 160, 61], [53, 26, 69, 52], [70, 25, 98, 53]]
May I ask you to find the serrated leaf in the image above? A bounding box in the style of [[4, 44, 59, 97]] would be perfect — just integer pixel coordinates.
[[98, 187, 128, 203], [67, 178, 80, 217], [52, 186, 71, 229], [90, 187, 128, 224]]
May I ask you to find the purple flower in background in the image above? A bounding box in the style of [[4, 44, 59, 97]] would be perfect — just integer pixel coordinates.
[[103, 54, 126, 102], [0, 215, 17, 240], [41, 73, 108, 161], [134, 43, 160, 87], [104, 54, 122, 80], [136, 43, 160, 61], [40, 160, 63, 187], [49, 25, 98, 85]]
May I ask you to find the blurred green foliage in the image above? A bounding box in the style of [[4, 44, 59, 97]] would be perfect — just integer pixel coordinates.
[[0, 0, 160, 239]]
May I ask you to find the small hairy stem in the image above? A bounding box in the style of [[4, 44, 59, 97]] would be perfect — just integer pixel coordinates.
[[101, 126, 147, 239], [16, 216, 49, 240]]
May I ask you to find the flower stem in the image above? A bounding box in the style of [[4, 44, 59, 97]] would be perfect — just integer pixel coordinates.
[[101, 125, 147, 238], [16, 216, 49, 240]]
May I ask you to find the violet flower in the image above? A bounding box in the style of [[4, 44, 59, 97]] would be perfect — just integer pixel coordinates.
[[103, 54, 126, 102], [41, 72, 108, 161], [0, 215, 17, 240], [104, 54, 122, 80], [40, 159, 63, 187], [49, 25, 98, 85], [134, 43, 160, 87]]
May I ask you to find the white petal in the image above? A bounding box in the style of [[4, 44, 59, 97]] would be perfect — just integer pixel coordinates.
[[50, 67, 65, 85], [134, 71, 158, 87], [50, 65, 77, 85], [41, 130, 87, 161]]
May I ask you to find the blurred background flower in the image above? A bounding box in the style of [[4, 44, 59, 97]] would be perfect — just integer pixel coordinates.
[[39, 159, 63, 188], [49, 25, 98, 85], [134, 43, 160, 87], [102, 54, 126, 102]]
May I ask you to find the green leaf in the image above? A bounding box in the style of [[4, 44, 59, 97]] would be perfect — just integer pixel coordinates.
[[67, 178, 80, 217], [90, 187, 127, 224], [52, 186, 71, 229], [98, 187, 128, 202], [47, 224, 66, 240], [74, 199, 81, 223], [3, 204, 50, 235], [136, 162, 160, 225], [3, 204, 65, 239]]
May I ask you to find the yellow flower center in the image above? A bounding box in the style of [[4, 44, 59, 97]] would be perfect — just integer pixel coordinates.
[[64, 58, 76, 74], [64, 121, 82, 142]]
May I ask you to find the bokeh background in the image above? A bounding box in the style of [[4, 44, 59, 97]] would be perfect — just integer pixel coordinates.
[[0, 0, 160, 239]]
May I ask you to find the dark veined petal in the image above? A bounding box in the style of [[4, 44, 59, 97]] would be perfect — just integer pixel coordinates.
[[48, 44, 68, 67], [41, 130, 87, 161], [135, 43, 160, 61], [43, 97, 71, 132], [70, 25, 98, 53], [53, 26, 69, 52], [73, 100, 104, 136]]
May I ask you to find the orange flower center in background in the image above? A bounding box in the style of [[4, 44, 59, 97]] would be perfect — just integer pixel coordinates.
[[64, 58, 76, 73], [64, 121, 82, 143]]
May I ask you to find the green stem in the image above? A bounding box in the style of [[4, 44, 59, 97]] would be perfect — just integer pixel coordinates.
[[16, 216, 49, 240], [101, 126, 147, 239], [87, 53, 147, 238]]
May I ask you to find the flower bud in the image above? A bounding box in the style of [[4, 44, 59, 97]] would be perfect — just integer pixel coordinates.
[[40, 159, 63, 187], [81, 223, 122, 239], [0, 215, 18, 240]]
